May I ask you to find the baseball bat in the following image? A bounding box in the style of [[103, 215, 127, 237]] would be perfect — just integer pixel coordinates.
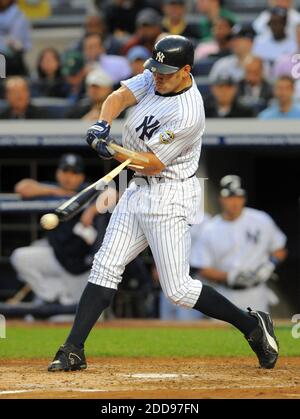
[[6, 284, 32, 305], [108, 142, 149, 163], [43, 158, 132, 225]]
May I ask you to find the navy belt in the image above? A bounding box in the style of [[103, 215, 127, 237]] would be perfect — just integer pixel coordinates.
[[227, 282, 261, 291], [133, 174, 195, 184]]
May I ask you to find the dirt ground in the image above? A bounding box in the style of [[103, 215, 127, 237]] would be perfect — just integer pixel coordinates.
[[1, 357, 300, 399]]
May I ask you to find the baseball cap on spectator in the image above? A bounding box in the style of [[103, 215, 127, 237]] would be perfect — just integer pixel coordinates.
[[136, 8, 162, 28], [219, 175, 246, 197], [61, 51, 85, 77], [213, 75, 236, 86], [127, 46, 151, 63], [86, 68, 113, 87], [231, 23, 256, 40], [270, 7, 288, 19], [58, 154, 85, 174]]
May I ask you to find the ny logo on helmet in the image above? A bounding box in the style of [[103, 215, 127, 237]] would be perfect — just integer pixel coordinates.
[[156, 52, 165, 63]]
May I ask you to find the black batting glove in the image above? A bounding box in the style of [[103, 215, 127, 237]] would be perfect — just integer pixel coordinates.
[[86, 120, 114, 160]]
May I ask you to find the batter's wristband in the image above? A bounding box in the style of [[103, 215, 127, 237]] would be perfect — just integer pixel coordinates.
[[269, 256, 280, 267]]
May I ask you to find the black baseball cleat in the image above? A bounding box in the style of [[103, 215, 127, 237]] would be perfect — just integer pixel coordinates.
[[48, 343, 87, 372], [245, 308, 279, 369]]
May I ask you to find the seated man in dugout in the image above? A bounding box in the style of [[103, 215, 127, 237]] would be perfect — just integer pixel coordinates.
[[10, 154, 117, 306]]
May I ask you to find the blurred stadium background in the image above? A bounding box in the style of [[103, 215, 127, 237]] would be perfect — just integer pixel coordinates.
[[0, 0, 300, 320]]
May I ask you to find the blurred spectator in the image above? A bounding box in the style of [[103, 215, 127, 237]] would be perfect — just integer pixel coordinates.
[[61, 50, 87, 104], [254, 0, 300, 43], [30, 47, 68, 98], [196, 0, 237, 41], [11, 154, 117, 306], [127, 46, 151, 76], [73, 13, 123, 55], [0, 0, 31, 75], [209, 23, 255, 83], [18, 0, 51, 20], [122, 8, 163, 54], [273, 22, 300, 99], [236, 56, 274, 113], [66, 68, 114, 120], [253, 7, 297, 68], [162, 0, 200, 43], [0, 76, 48, 119], [205, 75, 256, 118], [104, 0, 150, 35], [190, 175, 287, 312], [258, 75, 300, 119], [83, 33, 131, 84], [194, 16, 234, 62]]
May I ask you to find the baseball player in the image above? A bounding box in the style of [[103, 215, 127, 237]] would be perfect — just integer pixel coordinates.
[[190, 175, 287, 313], [48, 35, 279, 372]]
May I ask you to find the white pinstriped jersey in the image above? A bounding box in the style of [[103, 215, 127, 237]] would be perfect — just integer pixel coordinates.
[[190, 208, 287, 272], [89, 69, 205, 308], [121, 70, 205, 179]]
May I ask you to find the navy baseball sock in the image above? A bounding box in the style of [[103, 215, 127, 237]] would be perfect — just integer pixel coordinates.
[[193, 285, 258, 335], [66, 282, 116, 348]]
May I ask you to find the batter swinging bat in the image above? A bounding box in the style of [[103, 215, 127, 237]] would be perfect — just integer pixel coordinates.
[[40, 158, 132, 229]]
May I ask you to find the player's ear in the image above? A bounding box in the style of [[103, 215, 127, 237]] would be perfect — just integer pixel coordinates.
[[182, 65, 191, 77]]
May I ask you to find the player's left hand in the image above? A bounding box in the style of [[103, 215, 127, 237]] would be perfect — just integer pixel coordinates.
[[227, 270, 257, 289], [253, 260, 276, 283]]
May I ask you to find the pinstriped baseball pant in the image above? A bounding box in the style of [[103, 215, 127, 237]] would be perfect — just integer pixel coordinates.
[[89, 177, 203, 308]]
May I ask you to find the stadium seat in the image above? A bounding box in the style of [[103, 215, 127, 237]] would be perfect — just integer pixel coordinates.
[[31, 97, 72, 119], [193, 57, 219, 77]]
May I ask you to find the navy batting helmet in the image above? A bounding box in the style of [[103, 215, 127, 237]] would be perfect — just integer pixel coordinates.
[[219, 175, 246, 197], [144, 35, 194, 74]]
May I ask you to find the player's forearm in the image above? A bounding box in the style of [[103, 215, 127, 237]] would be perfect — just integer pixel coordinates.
[[99, 90, 131, 124], [15, 181, 73, 198], [114, 152, 165, 176], [98, 93, 123, 124], [199, 268, 228, 284]]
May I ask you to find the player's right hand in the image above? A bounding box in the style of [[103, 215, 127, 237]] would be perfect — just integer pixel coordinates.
[[86, 120, 113, 159]]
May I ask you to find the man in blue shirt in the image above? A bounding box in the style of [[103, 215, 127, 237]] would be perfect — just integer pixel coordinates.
[[259, 75, 300, 119], [0, 0, 31, 75]]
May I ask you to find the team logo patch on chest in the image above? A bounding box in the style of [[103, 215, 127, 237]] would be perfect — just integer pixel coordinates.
[[246, 230, 260, 244], [136, 115, 161, 141], [159, 130, 175, 144]]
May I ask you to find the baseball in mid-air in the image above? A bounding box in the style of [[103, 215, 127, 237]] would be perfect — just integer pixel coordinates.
[[40, 213, 59, 230]]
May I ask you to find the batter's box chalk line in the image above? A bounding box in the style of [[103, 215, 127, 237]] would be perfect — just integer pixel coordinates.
[[120, 373, 195, 380]]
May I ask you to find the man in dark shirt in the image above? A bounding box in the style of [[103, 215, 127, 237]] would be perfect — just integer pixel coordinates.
[[103, 0, 150, 35], [162, 0, 201, 43], [11, 154, 117, 305], [121, 8, 163, 54], [205, 75, 256, 118], [0, 76, 48, 119], [237, 56, 273, 113]]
